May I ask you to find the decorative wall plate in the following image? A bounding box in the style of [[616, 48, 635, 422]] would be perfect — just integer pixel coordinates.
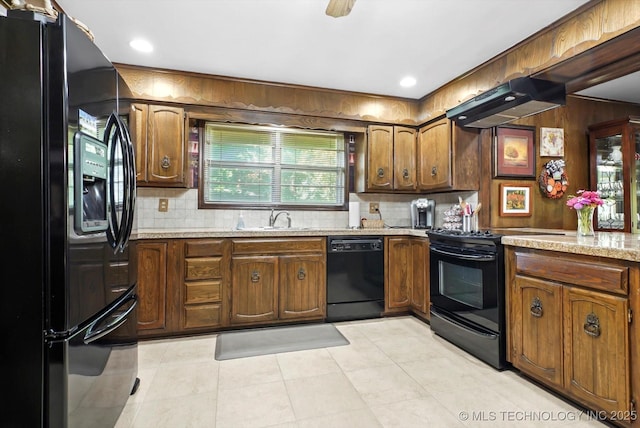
[[539, 159, 568, 199]]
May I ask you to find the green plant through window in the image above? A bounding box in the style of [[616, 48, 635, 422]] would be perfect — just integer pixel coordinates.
[[202, 122, 346, 207]]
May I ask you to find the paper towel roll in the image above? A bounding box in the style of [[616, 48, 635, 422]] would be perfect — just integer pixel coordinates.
[[348, 202, 360, 228]]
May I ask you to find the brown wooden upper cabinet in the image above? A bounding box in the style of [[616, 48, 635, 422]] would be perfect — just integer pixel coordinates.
[[130, 103, 187, 187], [366, 125, 417, 192], [417, 118, 479, 192], [361, 120, 479, 193]]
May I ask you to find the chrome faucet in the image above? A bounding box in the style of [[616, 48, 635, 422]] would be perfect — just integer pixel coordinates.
[[269, 209, 291, 228]]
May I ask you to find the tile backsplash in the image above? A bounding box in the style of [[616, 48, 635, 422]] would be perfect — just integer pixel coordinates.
[[136, 188, 478, 230]]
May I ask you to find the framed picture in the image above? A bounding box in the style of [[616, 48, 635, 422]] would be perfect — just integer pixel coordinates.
[[540, 127, 564, 156], [500, 183, 532, 217], [494, 125, 536, 178]]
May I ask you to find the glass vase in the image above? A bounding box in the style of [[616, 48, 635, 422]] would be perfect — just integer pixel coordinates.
[[576, 205, 596, 236]]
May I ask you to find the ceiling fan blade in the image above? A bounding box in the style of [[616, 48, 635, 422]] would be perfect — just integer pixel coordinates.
[[325, 0, 356, 18]]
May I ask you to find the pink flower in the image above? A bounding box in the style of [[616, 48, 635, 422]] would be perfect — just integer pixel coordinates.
[[566, 189, 604, 210]]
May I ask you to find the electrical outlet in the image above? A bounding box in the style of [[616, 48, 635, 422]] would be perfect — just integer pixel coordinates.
[[369, 202, 379, 213], [158, 198, 169, 212]]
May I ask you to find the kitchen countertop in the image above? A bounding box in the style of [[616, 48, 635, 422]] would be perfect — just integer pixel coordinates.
[[135, 227, 430, 239], [135, 228, 640, 262], [501, 231, 640, 262]]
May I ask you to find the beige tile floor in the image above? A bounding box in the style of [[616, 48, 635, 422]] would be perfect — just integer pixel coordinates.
[[115, 316, 609, 428]]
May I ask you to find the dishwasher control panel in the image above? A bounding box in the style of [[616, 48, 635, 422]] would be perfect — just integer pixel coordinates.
[[328, 237, 383, 252]]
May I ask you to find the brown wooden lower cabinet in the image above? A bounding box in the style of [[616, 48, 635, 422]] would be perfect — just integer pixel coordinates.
[[231, 255, 279, 324], [230, 238, 326, 326], [385, 236, 429, 318], [512, 275, 563, 387], [507, 247, 637, 426], [182, 239, 230, 330], [136, 241, 169, 334]]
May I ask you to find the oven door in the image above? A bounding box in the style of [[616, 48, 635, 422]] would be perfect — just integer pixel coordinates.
[[429, 243, 502, 332]]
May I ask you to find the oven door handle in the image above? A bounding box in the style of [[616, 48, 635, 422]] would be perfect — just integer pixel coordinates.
[[430, 307, 499, 339], [430, 247, 496, 262]]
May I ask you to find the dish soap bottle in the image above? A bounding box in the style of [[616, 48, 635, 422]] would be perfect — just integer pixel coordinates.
[[236, 212, 245, 230]]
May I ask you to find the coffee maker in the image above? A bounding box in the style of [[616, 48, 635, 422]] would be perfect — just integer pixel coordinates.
[[411, 199, 435, 229]]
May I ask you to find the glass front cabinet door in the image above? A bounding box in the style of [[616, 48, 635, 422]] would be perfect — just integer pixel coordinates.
[[588, 116, 640, 233]]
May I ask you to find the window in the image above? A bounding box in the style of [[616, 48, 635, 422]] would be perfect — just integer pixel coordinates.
[[200, 122, 346, 208]]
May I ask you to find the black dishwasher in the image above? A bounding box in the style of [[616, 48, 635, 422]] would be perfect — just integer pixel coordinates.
[[326, 236, 384, 322]]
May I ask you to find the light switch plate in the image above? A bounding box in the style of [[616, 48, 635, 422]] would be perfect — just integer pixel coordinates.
[[369, 203, 379, 213], [158, 198, 169, 212]]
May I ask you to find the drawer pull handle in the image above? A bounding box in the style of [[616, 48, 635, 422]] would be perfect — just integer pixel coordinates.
[[251, 270, 260, 283], [402, 168, 409, 179], [377, 167, 385, 178], [530, 297, 543, 317], [431, 166, 437, 176], [161, 155, 171, 169], [297, 268, 306, 280], [584, 313, 601, 338]]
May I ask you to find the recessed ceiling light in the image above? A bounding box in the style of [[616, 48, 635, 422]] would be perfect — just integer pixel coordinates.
[[129, 39, 153, 53], [399, 76, 417, 88]]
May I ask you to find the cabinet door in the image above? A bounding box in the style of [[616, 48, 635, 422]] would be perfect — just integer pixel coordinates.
[[393, 126, 417, 191], [512, 275, 563, 387], [563, 286, 630, 414], [231, 256, 278, 324], [136, 242, 168, 331], [279, 254, 325, 320], [410, 238, 429, 315], [417, 119, 451, 190], [385, 237, 411, 311], [367, 125, 394, 190], [130, 103, 148, 182], [148, 105, 186, 185]]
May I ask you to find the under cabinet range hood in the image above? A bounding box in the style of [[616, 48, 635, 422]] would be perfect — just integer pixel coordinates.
[[445, 77, 566, 128]]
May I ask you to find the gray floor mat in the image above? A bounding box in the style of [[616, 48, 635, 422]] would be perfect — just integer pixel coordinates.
[[214, 323, 349, 361]]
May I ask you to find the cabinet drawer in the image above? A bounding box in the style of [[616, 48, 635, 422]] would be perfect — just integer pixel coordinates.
[[185, 239, 225, 257], [185, 280, 222, 304], [184, 304, 222, 329], [515, 252, 628, 295], [185, 257, 223, 280], [232, 238, 325, 255]]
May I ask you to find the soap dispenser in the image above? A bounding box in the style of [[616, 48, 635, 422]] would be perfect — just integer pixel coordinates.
[[236, 212, 245, 230]]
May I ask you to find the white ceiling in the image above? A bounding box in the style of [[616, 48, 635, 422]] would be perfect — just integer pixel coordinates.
[[576, 70, 640, 104], [56, 0, 594, 100]]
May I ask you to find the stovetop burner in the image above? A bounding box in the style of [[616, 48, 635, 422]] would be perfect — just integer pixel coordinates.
[[426, 228, 504, 245], [428, 228, 502, 238]]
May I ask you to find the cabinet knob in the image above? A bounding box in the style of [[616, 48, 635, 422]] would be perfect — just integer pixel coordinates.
[[297, 267, 306, 280], [377, 167, 385, 178], [402, 168, 409, 179], [530, 297, 543, 317], [161, 155, 171, 169], [251, 270, 260, 283], [583, 312, 601, 338], [431, 166, 437, 176]]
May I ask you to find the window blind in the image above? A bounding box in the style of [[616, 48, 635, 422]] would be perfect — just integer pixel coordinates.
[[202, 122, 345, 207]]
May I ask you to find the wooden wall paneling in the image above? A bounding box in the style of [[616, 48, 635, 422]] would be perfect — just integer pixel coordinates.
[[187, 105, 369, 133], [117, 65, 418, 125], [478, 129, 493, 230], [487, 96, 640, 230]]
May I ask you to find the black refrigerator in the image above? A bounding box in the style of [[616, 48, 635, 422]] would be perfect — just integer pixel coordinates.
[[0, 11, 138, 428]]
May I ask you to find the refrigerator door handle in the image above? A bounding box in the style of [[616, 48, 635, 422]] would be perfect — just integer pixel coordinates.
[[105, 112, 136, 253], [44, 286, 137, 344], [105, 113, 123, 252], [117, 114, 136, 251], [84, 292, 137, 344]]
